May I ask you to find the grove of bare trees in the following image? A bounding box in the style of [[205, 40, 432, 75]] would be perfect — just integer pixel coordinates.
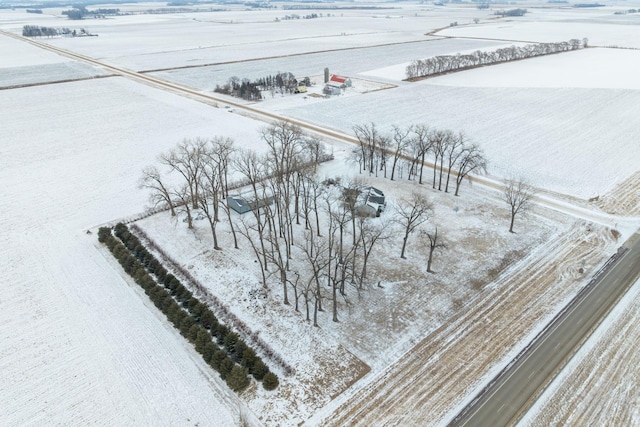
[[351, 123, 488, 197], [140, 121, 450, 327], [406, 39, 587, 79]]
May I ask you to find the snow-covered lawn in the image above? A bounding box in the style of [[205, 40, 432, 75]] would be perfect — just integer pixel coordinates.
[[133, 149, 566, 424]]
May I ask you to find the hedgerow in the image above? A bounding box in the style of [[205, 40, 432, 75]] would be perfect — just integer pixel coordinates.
[[98, 225, 278, 392]]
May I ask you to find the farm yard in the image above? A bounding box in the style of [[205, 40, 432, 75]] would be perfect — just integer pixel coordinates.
[[1, 1, 639, 426]]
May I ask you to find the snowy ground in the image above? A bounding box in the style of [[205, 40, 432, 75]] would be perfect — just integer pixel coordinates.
[[132, 152, 564, 424], [0, 77, 269, 426], [1, 1, 639, 426]]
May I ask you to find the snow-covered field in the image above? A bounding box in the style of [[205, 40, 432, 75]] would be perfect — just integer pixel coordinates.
[[280, 80, 640, 199], [439, 16, 640, 48], [1, 1, 639, 426], [0, 77, 268, 426]]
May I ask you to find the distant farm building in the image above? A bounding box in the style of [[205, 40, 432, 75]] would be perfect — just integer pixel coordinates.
[[323, 74, 351, 96], [323, 82, 342, 96], [329, 74, 352, 88], [227, 190, 274, 214]]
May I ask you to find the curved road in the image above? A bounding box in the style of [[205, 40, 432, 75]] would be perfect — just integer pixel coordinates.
[[451, 232, 640, 426]]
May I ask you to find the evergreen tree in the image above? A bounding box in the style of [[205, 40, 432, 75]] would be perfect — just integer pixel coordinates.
[[200, 309, 215, 329], [215, 324, 230, 345], [219, 358, 235, 380], [210, 350, 227, 371], [202, 342, 217, 363], [242, 348, 257, 372], [223, 332, 239, 354], [262, 372, 279, 391], [226, 365, 250, 392], [252, 359, 269, 381], [233, 339, 248, 362], [187, 324, 201, 343], [195, 328, 212, 354], [179, 316, 195, 337]]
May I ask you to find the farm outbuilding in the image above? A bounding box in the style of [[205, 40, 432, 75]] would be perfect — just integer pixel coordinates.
[[323, 82, 342, 96], [226, 190, 274, 214], [329, 74, 352, 88]]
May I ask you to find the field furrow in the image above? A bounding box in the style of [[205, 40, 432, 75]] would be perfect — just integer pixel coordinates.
[[324, 222, 618, 426]]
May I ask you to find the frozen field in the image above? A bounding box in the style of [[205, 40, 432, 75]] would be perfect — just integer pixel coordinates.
[[279, 64, 640, 199], [440, 16, 640, 48], [0, 5, 490, 71], [0, 61, 109, 88], [149, 38, 505, 90]]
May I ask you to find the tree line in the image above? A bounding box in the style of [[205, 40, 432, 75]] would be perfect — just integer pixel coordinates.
[[22, 25, 93, 37], [98, 224, 279, 392], [62, 6, 119, 19], [351, 122, 536, 232], [214, 72, 310, 101], [351, 123, 488, 196], [406, 39, 588, 79]]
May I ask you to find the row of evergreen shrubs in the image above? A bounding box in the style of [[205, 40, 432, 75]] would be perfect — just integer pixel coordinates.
[[98, 225, 279, 392], [129, 223, 296, 376]]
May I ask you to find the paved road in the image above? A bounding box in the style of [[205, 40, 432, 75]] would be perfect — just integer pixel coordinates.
[[451, 231, 640, 427]]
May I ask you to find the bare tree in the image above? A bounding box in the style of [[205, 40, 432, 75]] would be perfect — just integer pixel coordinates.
[[504, 178, 535, 233], [237, 217, 267, 287], [221, 199, 239, 249], [139, 165, 176, 216], [421, 227, 446, 273], [396, 192, 433, 259], [408, 124, 431, 183], [262, 200, 290, 305], [172, 183, 194, 229], [353, 122, 383, 175], [454, 144, 488, 196], [197, 184, 221, 250], [160, 138, 207, 209], [357, 217, 390, 287], [443, 132, 466, 193], [390, 125, 412, 181], [209, 136, 235, 198], [263, 120, 305, 254], [430, 129, 453, 190], [303, 136, 326, 173], [235, 149, 269, 268]]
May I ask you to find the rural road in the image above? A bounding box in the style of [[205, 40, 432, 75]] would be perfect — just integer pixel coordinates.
[[451, 231, 640, 427]]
